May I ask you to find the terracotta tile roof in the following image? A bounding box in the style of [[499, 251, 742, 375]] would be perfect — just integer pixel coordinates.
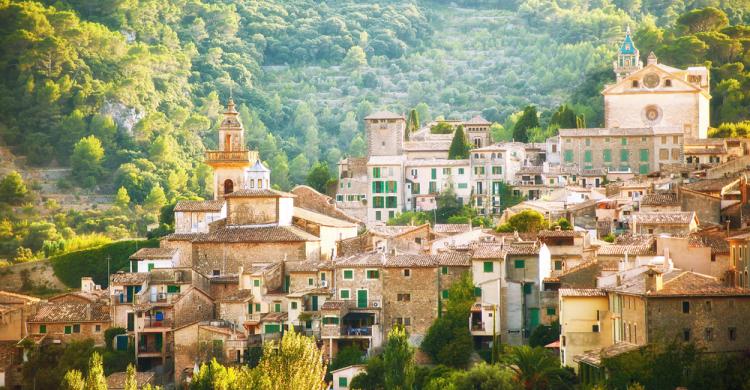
[[538, 230, 583, 238], [286, 287, 332, 298], [129, 247, 177, 260], [464, 115, 491, 125], [106, 372, 155, 390], [162, 232, 206, 241], [293, 207, 358, 228], [369, 224, 429, 238], [516, 165, 543, 174], [195, 225, 319, 243], [110, 272, 149, 285], [688, 233, 729, 254], [285, 260, 334, 273], [49, 291, 107, 304], [0, 290, 41, 305], [607, 269, 750, 296], [30, 302, 110, 323], [364, 111, 404, 120], [435, 252, 472, 266], [210, 275, 239, 283], [174, 200, 224, 212], [640, 192, 679, 206], [471, 244, 507, 259], [218, 289, 253, 302], [506, 242, 540, 255], [321, 300, 346, 310], [433, 224, 471, 234], [682, 177, 740, 193], [559, 288, 607, 297], [260, 312, 288, 322], [632, 211, 696, 225], [597, 235, 656, 256], [335, 252, 471, 268], [224, 189, 295, 198]]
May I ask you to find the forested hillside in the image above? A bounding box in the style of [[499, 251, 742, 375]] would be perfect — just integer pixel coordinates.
[[1, 0, 750, 263]]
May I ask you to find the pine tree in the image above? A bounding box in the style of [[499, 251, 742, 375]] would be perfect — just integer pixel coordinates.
[[0, 171, 28, 205], [71, 135, 105, 188], [115, 186, 131, 210], [405, 108, 420, 140], [384, 326, 415, 390], [61, 370, 85, 390], [144, 185, 167, 213], [260, 329, 326, 390], [448, 125, 471, 159]]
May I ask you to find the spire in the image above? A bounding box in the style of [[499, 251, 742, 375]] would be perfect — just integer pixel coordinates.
[[647, 51, 658, 65], [619, 26, 638, 55], [613, 26, 642, 81]]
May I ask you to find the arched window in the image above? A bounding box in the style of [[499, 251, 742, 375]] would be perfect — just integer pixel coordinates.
[[224, 134, 232, 151], [224, 179, 234, 195]]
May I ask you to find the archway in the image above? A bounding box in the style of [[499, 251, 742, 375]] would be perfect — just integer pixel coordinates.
[[224, 179, 234, 195]]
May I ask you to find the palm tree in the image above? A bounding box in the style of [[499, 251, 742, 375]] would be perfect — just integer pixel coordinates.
[[505, 346, 573, 390]]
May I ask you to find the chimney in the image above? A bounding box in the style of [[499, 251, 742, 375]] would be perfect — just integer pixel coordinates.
[[644, 267, 663, 293], [238, 266, 244, 289], [81, 277, 94, 293]]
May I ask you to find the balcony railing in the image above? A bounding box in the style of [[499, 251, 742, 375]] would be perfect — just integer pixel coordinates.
[[205, 150, 255, 162], [142, 318, 173, 329], [138, 343, 172, 354], [471, 324, 485, 331], [342, 326, 373, 336]]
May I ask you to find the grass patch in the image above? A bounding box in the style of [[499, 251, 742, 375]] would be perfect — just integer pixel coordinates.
[[50, 239, 159, 288]]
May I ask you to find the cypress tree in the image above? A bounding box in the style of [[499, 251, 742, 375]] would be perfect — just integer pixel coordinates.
[[448, 125, 471, 159], [512, 105, 539, 143]]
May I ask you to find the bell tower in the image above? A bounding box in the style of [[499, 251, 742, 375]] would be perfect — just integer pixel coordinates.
[[205, 98, 257, 199], [613, 26, 642, 81]]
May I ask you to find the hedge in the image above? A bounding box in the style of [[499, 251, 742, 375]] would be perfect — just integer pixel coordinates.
[[50, 239, 159, 288]]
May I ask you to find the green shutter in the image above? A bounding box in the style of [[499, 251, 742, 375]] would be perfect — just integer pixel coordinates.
[[441, 266, 448, 275], [248, 303, 253, 314], [254, 279, 260, 287], [564, 150, 573, 162], [167, 285, 179, 293], [474, 287, 482, 297], [39, 325, 46, 334], [620, 149, 629, 162], [255, 303, 261, 312], [372, 181, 376, 193], [344, 270, 353, 279], [291, 302, 298, 310], [442, 290, 449, 299], [341, 289, 350, 299], [639, 164, 649, 174], [640, 149, 649, 162], [147, 263, 154, 271], [547, 307, 556, 316], [584, 150, 592, 163], [603, 149, 611, 162], [621, 138, 627, 146], [65, 326, 72, 334], [264, 324, 281, 334], [523, 283, 532, 294], [274, 303, 281, 312], [339, 376, 348, 387], [514, 259, 525, 269], [483, 261, 493, 272], [431, 168, 436, 179]]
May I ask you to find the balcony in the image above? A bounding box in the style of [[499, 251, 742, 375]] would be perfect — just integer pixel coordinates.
[[142, 318, 173, 330], [346, 299, 383, 310], [205, 150, 256, 163], [341, 326, 373, 337], [471, 323, 485, 332]]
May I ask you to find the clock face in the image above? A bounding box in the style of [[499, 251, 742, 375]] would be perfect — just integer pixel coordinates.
[[642, 105, 662, 125], [643, 73, 660, 88]]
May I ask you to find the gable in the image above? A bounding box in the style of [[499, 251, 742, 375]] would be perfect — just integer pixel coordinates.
[[602, 63, 702, 96]]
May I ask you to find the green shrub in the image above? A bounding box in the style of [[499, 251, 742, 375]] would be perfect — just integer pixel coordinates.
[[51, 239, 159, 288]]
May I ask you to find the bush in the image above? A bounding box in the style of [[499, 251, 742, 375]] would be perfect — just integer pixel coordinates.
[[51, 239, 159, 287]]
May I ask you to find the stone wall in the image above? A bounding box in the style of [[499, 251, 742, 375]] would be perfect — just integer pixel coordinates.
[[31, 321, 109, 345], [680, 188, 721, 225], [193, 242, 307, 276], [173, 289, 214, 328], [382, 267, 438, 337], [226, 197, 277, 225], [173, 322, 200, 385]]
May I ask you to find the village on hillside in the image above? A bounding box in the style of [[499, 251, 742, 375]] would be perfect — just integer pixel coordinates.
[[4, 27, 750, 390]]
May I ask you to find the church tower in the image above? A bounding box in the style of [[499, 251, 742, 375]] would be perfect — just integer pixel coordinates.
[[205, 98, 257, 199], [613, 27, 642, 81]]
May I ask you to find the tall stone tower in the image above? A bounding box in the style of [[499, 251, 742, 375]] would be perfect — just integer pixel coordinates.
[[364, 111, 406, 157], [613, 27, 642, 81], [205, 99, 257, 199]]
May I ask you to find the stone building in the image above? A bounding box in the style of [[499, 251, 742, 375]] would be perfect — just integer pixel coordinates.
[[173, 200, 226, 234], [0, 291, 40, 342], [630, 211, 698, 235], [27, 302, 111, 345], [558, 288, 611, 370]]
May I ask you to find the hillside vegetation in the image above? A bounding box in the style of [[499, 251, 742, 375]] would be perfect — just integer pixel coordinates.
[[0, 0, 750, 263]]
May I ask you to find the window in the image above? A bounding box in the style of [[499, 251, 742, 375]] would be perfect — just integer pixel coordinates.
[[39, 325, 46, 334], [373, 196, 384, 208], [592, 324, 600, 333], [442, 168, 451, 175], [308, 278, 314, 286], [474, 166, 485, 175], [291, 302, 298, 310], [254, 279, 261, 287], [403, 269, 411, 277], [564, 150, 573, 162], [386, 196, 397, 208], [491, 166, 502, 175], [255, 303, 261, 312], [373, 167, 381, 178], [373, 181, 384, 194], [705, 327, 714, 341], [665, 79, 672, 87], [584, 150, 592, 163], [429, 181, 437, 193], [340, 289, 350, 299], [729, 327, 737, 341], [523, 283, 532, 294], [514, 259, 525, 269], [412, 183, 421, 194], [547, 307, 556, 316], [213, 270, 220, 276], [73, 324, 80, 333], [458, 168, 465, 175], [483, 261, 494, 273], [386, 181, 397, 193], [639, 164, 649, 174], [65, 326, 72, 334], [366, 269, 380, 279], [442, 290, 449, 299], [343, 270, 353, 280], [431, 168, 437, 179], [603, 149, 612, 162], [397, 293, 411, 302], [95, 324, 101, 333], [705, 300, 712, 312], [585, 138, 591, 146], [441, 266, 448, 275], [620, 149, 629, 162], [339, 377, 348, 388], [323, 316, 339, 325], [474, 287, 482, 297], [554, 261, 563, 271], [167, 285, 179, 293], [683, 328, 691, 341], [274, 303, 281, 312], [457, 183, 468, 189], [639, 149, 649, 162], [621, 138, 628, 146], [682, 301, 690, 313], [632, 80, 639, 88], [375, 210, 381, 221], [411, 168, 418, 177]]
